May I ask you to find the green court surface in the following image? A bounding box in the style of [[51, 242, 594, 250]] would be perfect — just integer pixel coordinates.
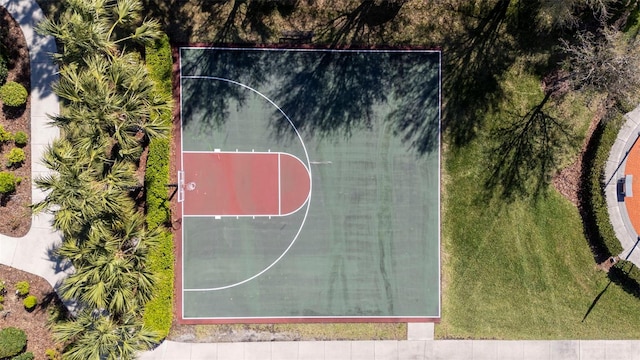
[[178, 48, 441, 321]]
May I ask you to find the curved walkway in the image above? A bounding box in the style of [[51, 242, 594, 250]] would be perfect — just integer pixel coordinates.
[[0, 0, 67, 289], [5, 1, 640, 359], [605, 105, 640, 265]]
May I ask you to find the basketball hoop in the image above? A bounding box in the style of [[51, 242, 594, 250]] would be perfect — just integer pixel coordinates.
[[187, 182, 197, 191]]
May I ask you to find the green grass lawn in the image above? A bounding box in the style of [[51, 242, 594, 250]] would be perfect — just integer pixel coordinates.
[[438, 62, 640, 339]]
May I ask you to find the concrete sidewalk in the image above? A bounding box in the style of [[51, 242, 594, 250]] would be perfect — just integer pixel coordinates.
[[0, 0, 67, 288], [139, 338, 640, 360]]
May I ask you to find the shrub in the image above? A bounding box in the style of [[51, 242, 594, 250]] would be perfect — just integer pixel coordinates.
[[6, 148, 25, 167], [0, 81, 28, 107], [0, 280, 5, 294], [146, 34, 172, 95], [0, 53, 8, 85], [0, 295, 4, 302], [13, 131, 27, 147], [586, 115, 624, 257], [0, 304, 3, 311], [11, 351, 34, 360], [22, 295, 37, 310], [0, 125, 12, 143], [142, 34, 174, 339], [45, 348, 59, 360], [15, 281, 29, 296], [0, 172, 18, 194], [0, 327, 27, 358]]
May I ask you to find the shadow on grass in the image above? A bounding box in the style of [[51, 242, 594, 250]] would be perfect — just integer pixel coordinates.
[[483, 90, 578, 201], [441, 0, 514, 148], [315, 0, 405, 46], [143, 0, 301, 44]]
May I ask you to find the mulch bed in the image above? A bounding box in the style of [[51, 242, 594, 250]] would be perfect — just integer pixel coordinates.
[[0, 5, 32, 237], [0, 264, 63, 358]]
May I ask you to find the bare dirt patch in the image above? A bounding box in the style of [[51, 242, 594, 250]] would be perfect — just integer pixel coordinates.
[[552, 103, 606, 206], [0, 264, 64, 359], [0, 5, 32, 237]]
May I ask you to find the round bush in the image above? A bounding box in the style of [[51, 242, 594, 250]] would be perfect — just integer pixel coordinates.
[[22, 295, 37, 310], [0, 81, 27, 107], [15, 281, 29, 296], [6, 148, 25, 167], [0, 327, 27, 358], [45, 349, 58, 360], [0, 125, 12, 143], [0, 172, 17, 194], [13, 131, 27, 147], [12, 351, 34, 360]]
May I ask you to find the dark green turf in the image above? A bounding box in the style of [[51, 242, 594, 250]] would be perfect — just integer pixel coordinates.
[[180, 48, 440, 319]]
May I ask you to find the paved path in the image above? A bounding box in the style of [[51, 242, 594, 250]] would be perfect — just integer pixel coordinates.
[[5, 1, 640, 359], [140, 338, 640, 360], [0, 0, 66, 288], [605, 104, 640, 265]]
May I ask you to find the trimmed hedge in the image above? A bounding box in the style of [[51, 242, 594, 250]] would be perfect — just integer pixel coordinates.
[[0, 327, 27, 358], [0, 81, 28, 107], [588, 115, 624, 256], [142, 34, 174, 339]]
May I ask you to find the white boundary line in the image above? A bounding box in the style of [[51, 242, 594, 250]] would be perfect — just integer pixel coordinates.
[[182, 315, 440, 320], [278, 152, 282, 216], [181, 74, 313, 294], [179, 47, 186, 319], [180, 46, 440, 54], [437, 50, 442, 319]]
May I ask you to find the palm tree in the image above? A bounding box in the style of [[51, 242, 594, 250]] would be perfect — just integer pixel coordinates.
[[57, 210, 160, 314], [33, 139, 137, 237], [37, 0, 163, 65], [53, 309, 158, 360], [51, 53, 170, 162]]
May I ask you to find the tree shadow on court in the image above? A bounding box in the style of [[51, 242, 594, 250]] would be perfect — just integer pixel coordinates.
[[267, 50, 440, 155], [179, 49, 272, 130], [314, 0, 406, 46]]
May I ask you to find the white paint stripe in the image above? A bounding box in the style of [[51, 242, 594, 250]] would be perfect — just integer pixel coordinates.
[[180, 46, 440, 54], [179, 47, 186, 319], [278, 153, 281, 216]]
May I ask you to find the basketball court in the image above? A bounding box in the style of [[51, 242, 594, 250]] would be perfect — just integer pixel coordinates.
[[174, 47, 441, 323]]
